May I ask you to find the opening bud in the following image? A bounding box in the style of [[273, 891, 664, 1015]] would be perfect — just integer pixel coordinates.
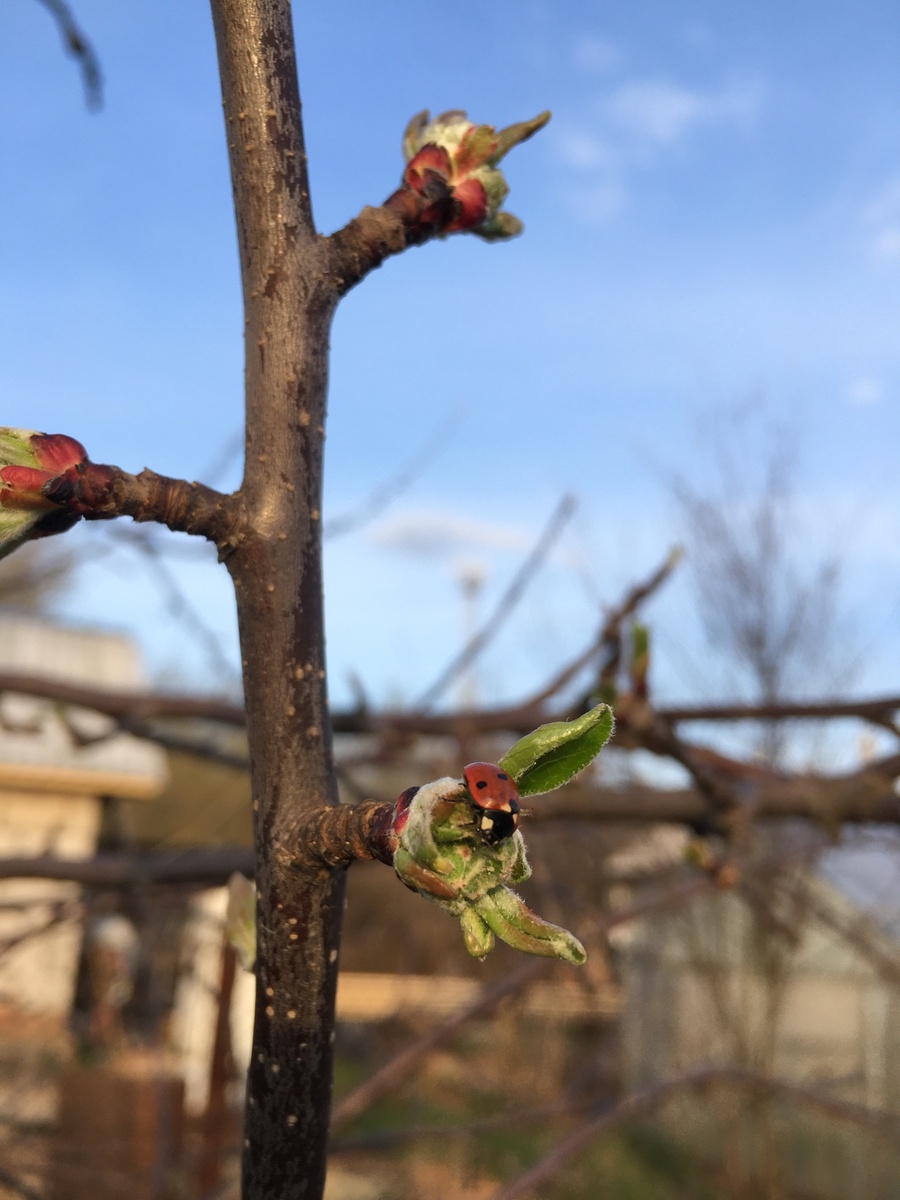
[[399, 108, 550, 239]]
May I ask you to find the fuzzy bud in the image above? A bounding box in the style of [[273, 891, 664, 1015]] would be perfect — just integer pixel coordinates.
[[399, 108, 550, 239], [0, 428, 87, 559], [391, 772, 585, 964]]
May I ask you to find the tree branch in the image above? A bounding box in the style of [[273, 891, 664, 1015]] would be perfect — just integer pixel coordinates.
[[0, 847, 253, 886], [524, 548, 681, 709], [662, 696, 900, 724], [323, 408, 460, 540], [414, 494, 577, 709], [0, 1165, 42, 1200], [326, 109, 550, 296], [330, 1096, 590, 1155], [282, 800, 395, 871], [327, 186, 456, 296], [0, 671, 245, 725], [35, 0, 103, 110], [0, 665, 897, 831], [44, 464, 244, 554]]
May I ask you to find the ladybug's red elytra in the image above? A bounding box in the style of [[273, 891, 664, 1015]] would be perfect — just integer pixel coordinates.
[[463, 762, 521, 844]]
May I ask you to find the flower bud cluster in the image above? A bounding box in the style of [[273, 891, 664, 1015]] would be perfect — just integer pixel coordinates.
[[390, 775, 586, 964], [399, 108, 550, 240]]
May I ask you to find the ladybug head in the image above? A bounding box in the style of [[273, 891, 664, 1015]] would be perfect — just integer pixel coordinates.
[[462, 761, 521, 845]]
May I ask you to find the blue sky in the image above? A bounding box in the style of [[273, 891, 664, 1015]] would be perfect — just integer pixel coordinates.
[[1, 0, 898, 724]]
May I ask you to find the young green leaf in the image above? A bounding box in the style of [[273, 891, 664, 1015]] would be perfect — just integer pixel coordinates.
[[500, 703, 614, 797]]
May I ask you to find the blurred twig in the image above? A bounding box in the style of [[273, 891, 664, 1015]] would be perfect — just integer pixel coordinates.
[[324, 409, 461, 540], [35, 0, 103, 109], [0, 1165, 42, 1200], [414, 494, 578, 710], [330, 1095, 591, 1154], [0, 899, 81, 959], [0, 847, 253, 886], [525, 547, 680, 708], [123, 533, 239, 689], [329, 875, 710, 1136]]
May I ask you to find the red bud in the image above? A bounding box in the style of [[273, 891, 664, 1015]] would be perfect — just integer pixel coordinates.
[[403, 144, 452, 193], [31, 433, 87, 474], [445, 178, 488, 232], [0, 466, 58, 510]]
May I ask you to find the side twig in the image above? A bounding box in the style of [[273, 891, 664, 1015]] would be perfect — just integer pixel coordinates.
[[415, 493, 577, 709], [35, 0, 102, 109], [44, 465, 244, 555]]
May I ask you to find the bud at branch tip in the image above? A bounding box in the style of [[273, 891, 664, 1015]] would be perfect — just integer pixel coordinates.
[[397, 108, 551, 241]]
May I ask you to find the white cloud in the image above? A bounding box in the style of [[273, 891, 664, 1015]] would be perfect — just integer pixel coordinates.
[[872, 227, 900, 262], [556, 130, 615, 172], [862, 177, 900, 265], [846, 375, 885, 407], [372, 510, 530, 559], [569, 179, 626, 225], [607, 80, 704, 144], [573, 34, 621, 74], [605, 77, 762, 145], [556, 73, 764, 225]]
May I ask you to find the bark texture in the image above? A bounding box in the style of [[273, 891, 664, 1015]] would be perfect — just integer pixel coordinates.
[[45, 464, 242, 552], [209, 1, 342, 1195]]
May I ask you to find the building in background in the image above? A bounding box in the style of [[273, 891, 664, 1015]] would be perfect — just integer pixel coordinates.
[[0, 613, 166, 1026]]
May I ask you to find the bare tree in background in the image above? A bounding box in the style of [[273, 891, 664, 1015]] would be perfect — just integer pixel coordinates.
[[673, 405, 844, 766]]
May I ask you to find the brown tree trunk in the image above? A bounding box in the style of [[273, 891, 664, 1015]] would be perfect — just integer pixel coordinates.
[[208, 1, 342, 1195]]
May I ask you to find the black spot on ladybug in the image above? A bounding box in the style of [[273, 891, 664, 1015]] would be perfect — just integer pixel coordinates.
[[475, 780, 488, 790], [479, 809, 518, 845]]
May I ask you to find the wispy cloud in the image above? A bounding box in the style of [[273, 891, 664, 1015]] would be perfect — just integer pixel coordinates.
[[556, 73, 764, 224], [862, 176, 900, 265], [573, 34, 622, 74], [372, 510, 530, 558], [556, 130, 615, 172], [568, 180, 626, 224], [846, 375, 885, 407], [606, 78, 760, 144]]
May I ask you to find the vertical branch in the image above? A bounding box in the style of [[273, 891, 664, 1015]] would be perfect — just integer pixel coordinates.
[[209, 1, 341, 1196]]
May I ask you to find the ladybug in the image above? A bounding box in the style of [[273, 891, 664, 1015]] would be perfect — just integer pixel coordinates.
[[463, 762, 520, 845]]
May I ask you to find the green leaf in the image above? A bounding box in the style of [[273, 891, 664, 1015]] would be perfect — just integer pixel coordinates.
[[500, 703, 614, 797], [491, 111, 552, 164], [454, 124, 498, 174], [472, 210, 522, 241], [475, 887, 586, 964], [460, 907, 494, 959]]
